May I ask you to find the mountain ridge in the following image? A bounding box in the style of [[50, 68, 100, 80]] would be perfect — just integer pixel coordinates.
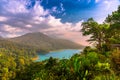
[[9, 32, 84, 52]]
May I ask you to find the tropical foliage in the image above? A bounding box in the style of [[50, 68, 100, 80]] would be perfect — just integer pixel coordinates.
[[0, 39, 36, 80], [0, 5, 120, 80]]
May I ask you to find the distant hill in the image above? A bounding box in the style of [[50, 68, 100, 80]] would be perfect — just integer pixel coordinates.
[[0, 39, 36, 56], [0, 36, 3, 39], [9, 32, 84, 52]]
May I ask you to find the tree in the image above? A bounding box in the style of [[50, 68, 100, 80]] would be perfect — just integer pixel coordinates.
[[105, 6, 120, 44], [81, 18, 110, 51]]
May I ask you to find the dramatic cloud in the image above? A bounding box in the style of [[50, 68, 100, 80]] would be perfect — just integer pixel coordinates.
[[40, 0, 120, 23], [39, 16, 89, 46], [0, 0, 120, 45], [0, 0, 89, 45]]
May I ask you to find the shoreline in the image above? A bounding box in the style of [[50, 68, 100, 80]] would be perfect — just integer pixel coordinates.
[[32, 49, 82, 61], [32, 56, 39, 61], [49, 49, 82, 53]]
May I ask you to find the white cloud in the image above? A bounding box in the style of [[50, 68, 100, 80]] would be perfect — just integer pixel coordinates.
[[102, 0, 120, 11], [95, 0, 101, 3], [0, 16, 7, 22], [60, 3, 65, 12], [32, 1, 49, 16], [2, 25, 22, 33], [0, 0, 89, 45], [4, 0, 28, 14], [103, 0, 111, 10], [5, 34, 20, 38], [52, 7, 57, 12], [37, 16, 89, 45], [26, 24, 32, 28]]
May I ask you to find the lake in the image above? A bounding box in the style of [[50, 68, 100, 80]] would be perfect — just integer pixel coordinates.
[[36, 49, 82, 61]]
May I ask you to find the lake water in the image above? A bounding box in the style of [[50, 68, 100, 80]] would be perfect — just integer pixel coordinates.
[[36, 49, 82, 61]]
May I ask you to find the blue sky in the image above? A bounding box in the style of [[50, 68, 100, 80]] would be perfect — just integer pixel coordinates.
[[0, 0, 120, 45]]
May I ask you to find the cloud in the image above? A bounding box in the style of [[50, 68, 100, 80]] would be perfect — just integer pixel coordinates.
[[95, 0, 101, 3], [2, 25, 22, 33], [94, 0, 120, 23], [32, 15, 89, 45], [3, 0, 120, 45], [0, 16, 7, 22], [1, 0, 119, 45], [60, 3, 65, 12], [4, 0, 28, 14], [0, 0, 89, 45]]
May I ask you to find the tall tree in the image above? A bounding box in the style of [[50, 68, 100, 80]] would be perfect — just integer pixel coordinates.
[[81, 12, 120, 51], [81, 18, 109, 51], [105, 6, 120, 44]]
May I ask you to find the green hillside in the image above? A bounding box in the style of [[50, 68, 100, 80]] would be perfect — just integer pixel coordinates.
[[9, 32, 84, 52]]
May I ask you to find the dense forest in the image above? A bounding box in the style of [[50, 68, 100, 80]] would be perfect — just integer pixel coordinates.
[[0, 6, 120, 80]]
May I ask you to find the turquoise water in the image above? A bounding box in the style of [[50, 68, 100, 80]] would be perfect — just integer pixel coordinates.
[[36, 49, 82, 61]]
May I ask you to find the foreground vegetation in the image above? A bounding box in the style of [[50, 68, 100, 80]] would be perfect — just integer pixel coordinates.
[[0, 46, 120, 80], [0, 6, 120, 80], [0, 39, 36, 80], [13, 47, 119, 80]]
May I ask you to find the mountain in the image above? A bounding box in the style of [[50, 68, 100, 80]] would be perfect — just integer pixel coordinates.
[[9, 32, 84, 52], [0, 38, 37, 57], [0, 36, 3, 39]]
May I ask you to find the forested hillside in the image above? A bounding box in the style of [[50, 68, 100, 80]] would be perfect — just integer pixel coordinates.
[[9, 32, 83, 52], [0, 39, 36, 80]]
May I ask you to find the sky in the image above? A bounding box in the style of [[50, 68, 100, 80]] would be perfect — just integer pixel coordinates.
[[0, 0, 120, 46]]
